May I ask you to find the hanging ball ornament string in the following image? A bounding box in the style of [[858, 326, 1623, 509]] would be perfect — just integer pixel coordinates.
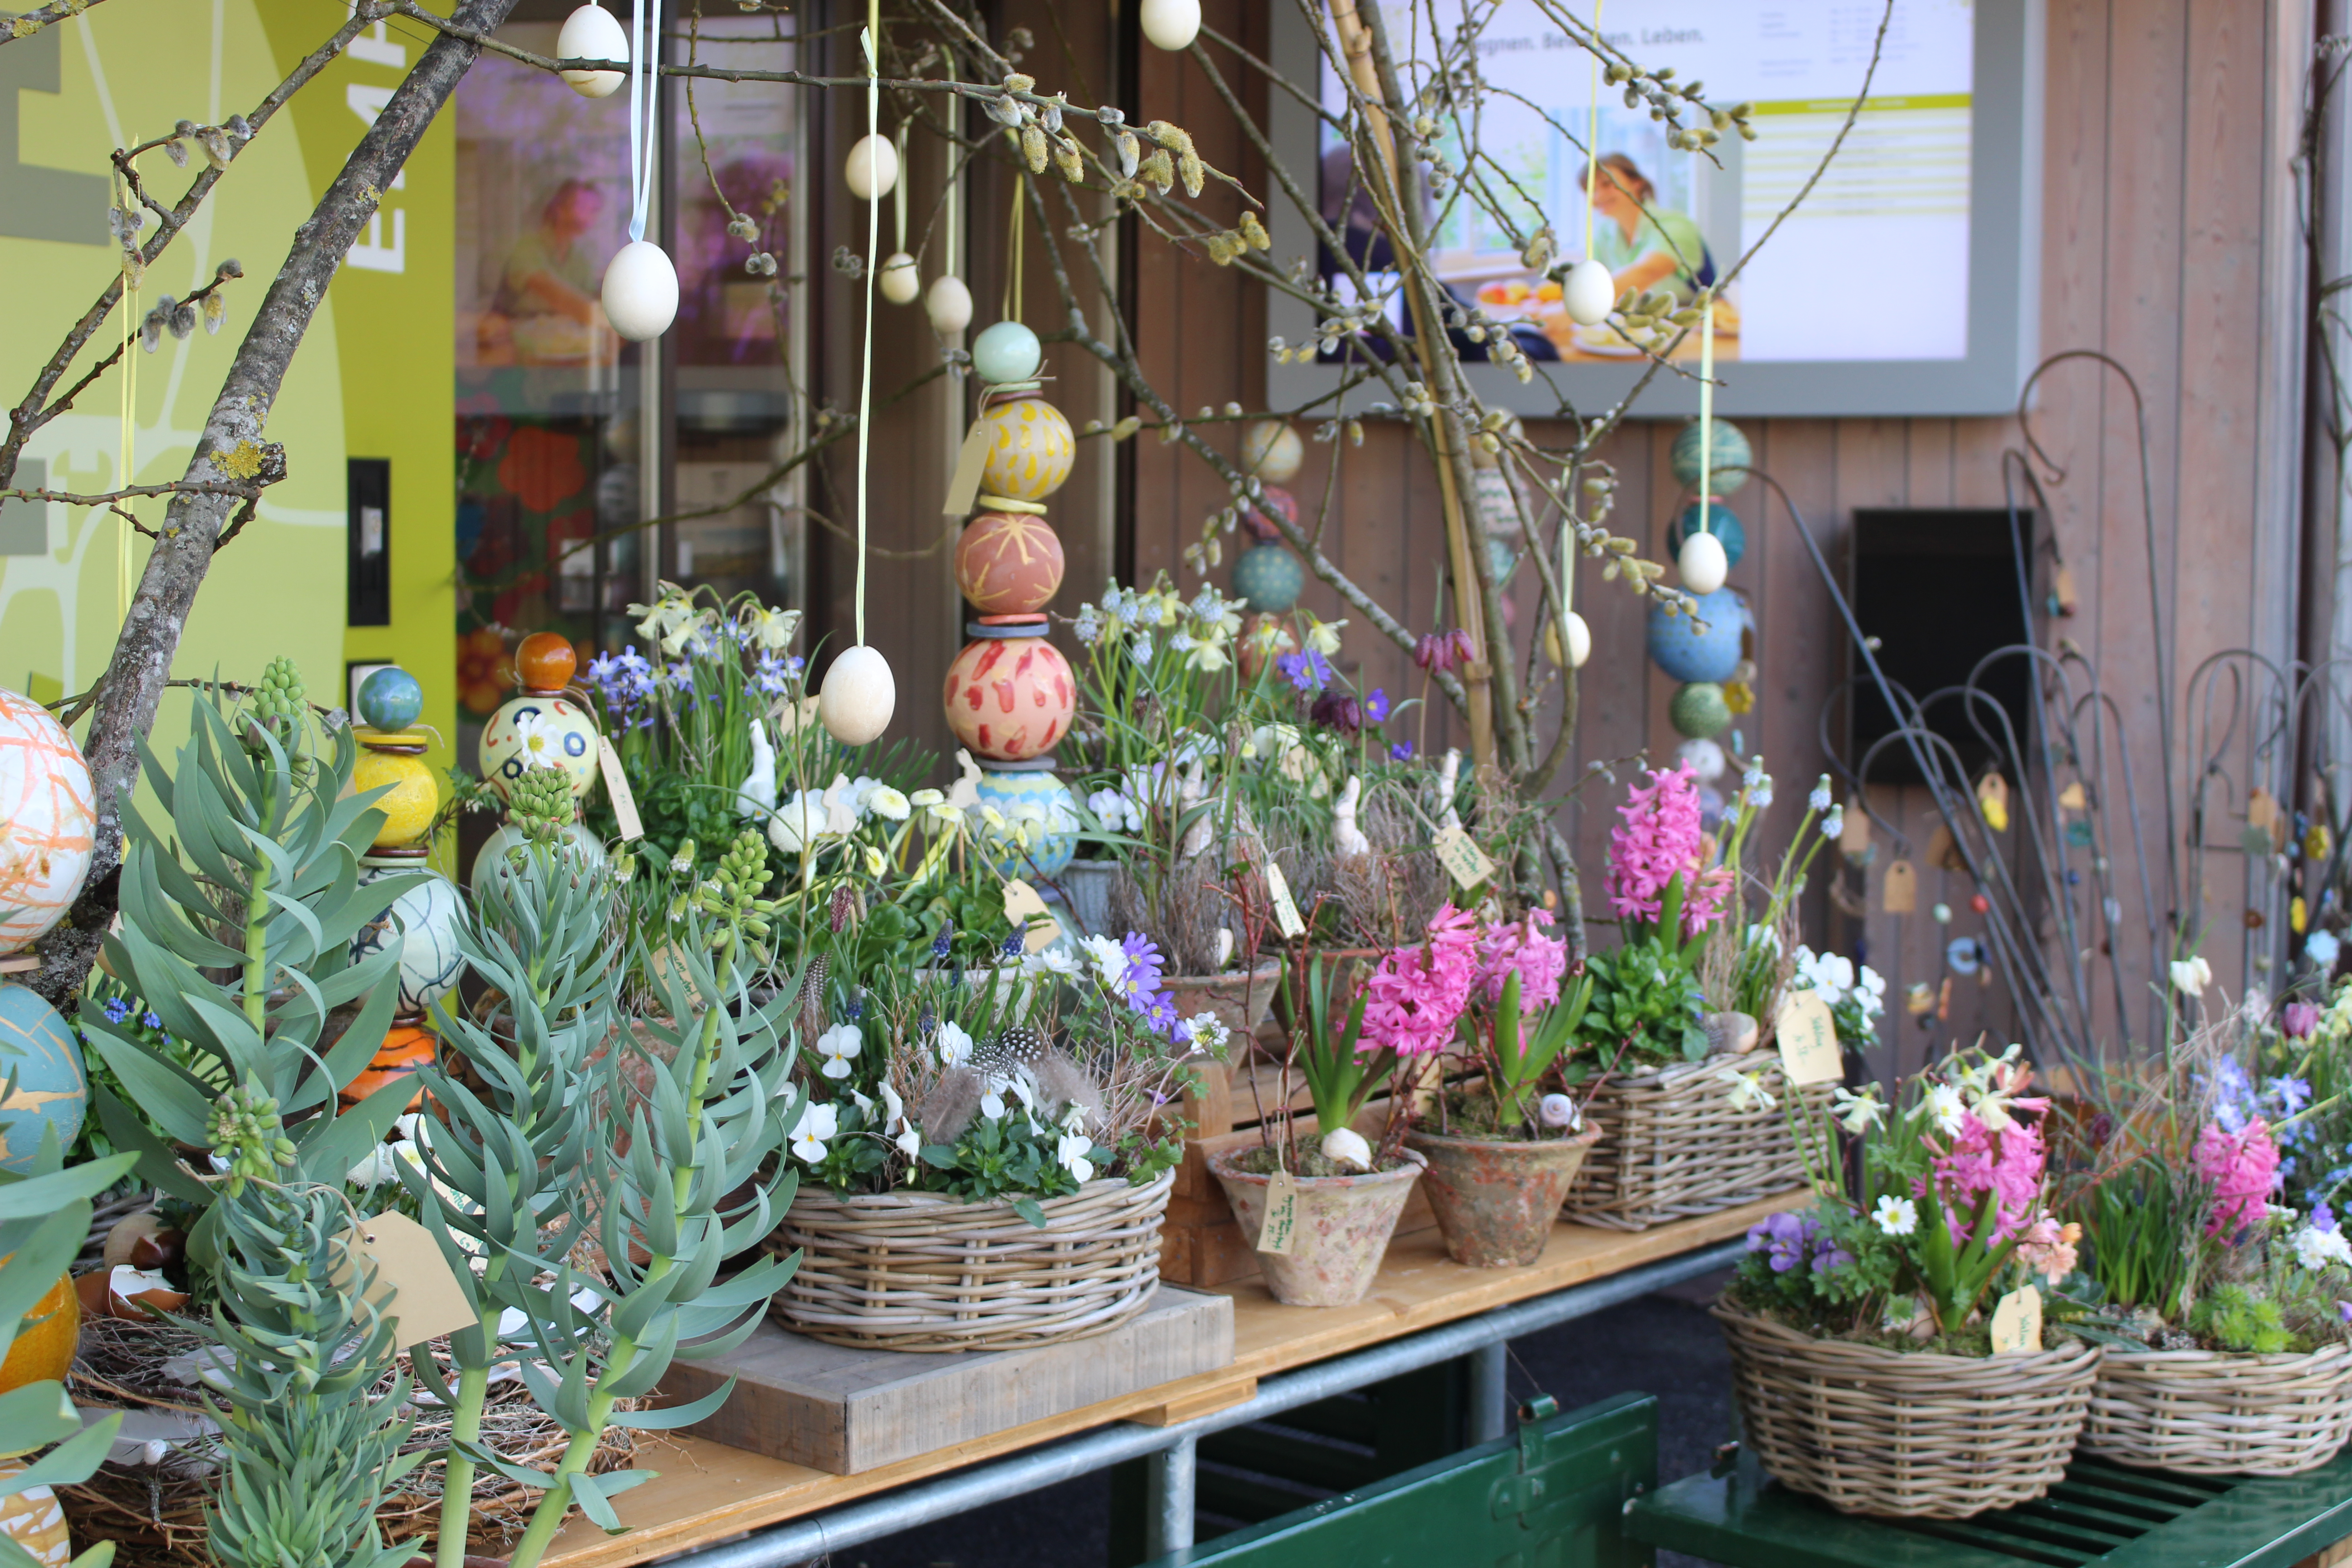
[[1562, 1, 1612, 328], [879, 118, 918, 304], [1677, 133, 1727, 598], [600, 0, 679, 341], [926, 98, 973, 334]]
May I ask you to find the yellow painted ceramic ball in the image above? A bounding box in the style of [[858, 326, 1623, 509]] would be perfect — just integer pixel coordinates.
[[352, 750, 440, 850], [977, 396, 1076, 502], [478, 695, 601, 800]]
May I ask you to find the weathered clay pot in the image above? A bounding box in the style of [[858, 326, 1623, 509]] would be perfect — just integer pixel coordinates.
[[1208, 1151, 1422, 1306], [1164, 960, 1284, 1036], [1406, 1127, 1602, 1269]]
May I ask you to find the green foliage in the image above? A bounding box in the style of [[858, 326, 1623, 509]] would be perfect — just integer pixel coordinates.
[[2191, 1282, 2299, 1354], [2073, 1155, 2193, 1320], [1465, 966, 1594, 1132], [1291, 951, 1395, 1132], [919, 1112, 1103, 1223], [1579, 937, 1707, 1063]]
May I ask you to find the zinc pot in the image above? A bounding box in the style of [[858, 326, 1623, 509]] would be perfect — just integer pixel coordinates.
[[1208, 1151, 1421, 1307], [1406, 1126, 1601, 1268]]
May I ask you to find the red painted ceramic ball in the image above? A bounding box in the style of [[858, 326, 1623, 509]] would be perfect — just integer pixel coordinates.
[[1241, 485, 1298, 544], [956, 512, 1065, 615], [1970, 892, 1991, 915], [942, 634, 1075, 762], [515, 631, 577, 692]]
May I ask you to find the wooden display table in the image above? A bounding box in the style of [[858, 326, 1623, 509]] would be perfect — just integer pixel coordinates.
[[542, 1194, 1796, 1566]]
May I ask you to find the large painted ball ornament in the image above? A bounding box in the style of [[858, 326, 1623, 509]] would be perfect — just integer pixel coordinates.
[[470, 821, 608, 897], [1666, 500, 1746, 571], [351, 863, 464, 1015], [352, 750, 439, 851], [356, 666, 425, 733], [971, 320, 1044, 385], [339, 1024, 434, 1113], [1669, 681, 1733, 740], [0, 985, 84, 1175], [1242, 484, 1297, 543], [0, 689, 95, 958], [977, 396, 1075, 502], [956, 511, 1065, 615], [974, 768, 1080, 880], [1668, 418, 1753, 496], [480, 695, 600, 800], [1645, 587, 1748, 685], [1242, 420, 1303, 484], [1232, 542, 1304, 615], [943, 634, 1075, 763]]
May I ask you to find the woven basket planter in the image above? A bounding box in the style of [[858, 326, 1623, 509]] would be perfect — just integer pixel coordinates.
[[1715, 1301, 2101, 1519], [2083, 1344, 2352, 1476], [1563, 1056, 1828, 1231], [767, 1170, 1174, 1352]]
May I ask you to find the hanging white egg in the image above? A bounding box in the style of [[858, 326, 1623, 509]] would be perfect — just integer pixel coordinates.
[[877, 252, 920, 305], [1562, 257, 1615, 327], [844, 133, 899, 201], [557, 3, 628, 98], [820, 644, 896, 745], [601, 240, 678, 341], [1677, 529, 1729, 595], [971, 319, 1044, 385], [1544, 610, 1593, 669], [1140, 0, 1203, 51], [1241, 419, 1303, 484], [926, 274, 974, 333]]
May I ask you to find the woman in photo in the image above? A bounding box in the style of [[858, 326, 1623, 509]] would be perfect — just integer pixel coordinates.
[[1582, 153, 1712, 303]]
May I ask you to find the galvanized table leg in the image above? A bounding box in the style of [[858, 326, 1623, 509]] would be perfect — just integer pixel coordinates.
[[1144, 1436, 1197, 1557], [1469, 1340, 1509, 1444]]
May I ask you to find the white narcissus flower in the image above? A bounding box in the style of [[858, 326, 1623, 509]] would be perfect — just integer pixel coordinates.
[[789, 1101, 838, 1162], [1303, 614, 1346, 656], [1925, 1082, 1967, 1137], [1874, 1194, 1918, 1236], [1831, 1085, 1887, 1134], [1713, 1065, 1777, 1112], [816, 1023, 861, 1079], [1057, 1132, 1097, 1183], [935, 1020, 974, 1067], [2171, 956, 2214, 995]]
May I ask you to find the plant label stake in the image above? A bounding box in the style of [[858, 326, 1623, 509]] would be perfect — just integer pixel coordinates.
[[597, 736, 643, 841], [1001, 878, 1058, 953], [1882, 858, 1916, 913], [1257, 1169, 1298, 1255], [348, 1211, 477, 1348], [1773, 989, 1842, 1086], [1434, 826, 1496, 890], [1989, 1284, 2043, 1354], [1265, 862, 1307, 939]]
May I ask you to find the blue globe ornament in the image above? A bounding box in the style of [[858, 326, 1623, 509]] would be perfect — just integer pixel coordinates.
[[352, 860, 465, 1016], [975, 767, 1079, 880], [1232, 542, 1305, 615], [1669, 418, 1753, 495], [0, 982, 86, 1172], [1645, 586, 1749, 685], [1666, 500, 1745, 570], [357, 666, 425, 733]]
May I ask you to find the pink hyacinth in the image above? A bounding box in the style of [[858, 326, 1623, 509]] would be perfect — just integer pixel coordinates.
[[1929, 1109, 2048, 1245], [1361, 904, 1482, 1057], [1478, 909, 1569, 1009], [1606, 764, 1729, 937], [2196, 1118, 2282, 1238]]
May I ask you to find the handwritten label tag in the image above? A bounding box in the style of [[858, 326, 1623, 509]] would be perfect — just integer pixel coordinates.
[[1774, 989, 1843, 1085], [597, 737, 644, 842], [1433, 827, 1496, 890], [1256, 1169, 1299, 1255], [1990, 1285, 2043, 1354], [1882, 859, 1917, 913], [2057, 780, 2087, 811], [1002, 879, 1060, 953], [1265, 862, 1307, 939], [943, 421, 993, 517], [1839, 799, 1872, 854], [345, 1210, 476, 1348]]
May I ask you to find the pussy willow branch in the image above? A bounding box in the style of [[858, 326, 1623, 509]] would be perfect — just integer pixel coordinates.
[[0, 0, 117, 45]]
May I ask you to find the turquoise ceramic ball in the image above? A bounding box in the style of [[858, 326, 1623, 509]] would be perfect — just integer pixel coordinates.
[[1232, 542, 1305, 614], [1645, 587, 1747, 684], [972, 320, 1044, 386], [0, 983, 86, 1173], [975, 768, 1079, 880], [1669, 681, 1733, 740], [1668, 419, 1753, 495], [358, 666, 425, 732], [1666, 500, 1746, 570]]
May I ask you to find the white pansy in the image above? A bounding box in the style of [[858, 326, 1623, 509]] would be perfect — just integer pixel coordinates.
[[980, 1084, 1007, 1121], [1057, 1132, 1097, 1183], [935, 1020, 974, 1068], [789, 1100, 838, 1162], [816, 1023, 862, 1079], [1874, 1194, 1918, 1236]]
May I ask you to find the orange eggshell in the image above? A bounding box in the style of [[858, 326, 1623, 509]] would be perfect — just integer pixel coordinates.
[[0, 1273, 77, 1393], [74, 1266, 186, 1321], [514, 631, 578, 693], [941, 635, 1075, 763]]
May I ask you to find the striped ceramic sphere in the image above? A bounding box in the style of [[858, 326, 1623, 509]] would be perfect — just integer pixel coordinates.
[[0, 984, 84, 1175], [479, 694, 600, 799], [975, 768, 1080, 879], [351, 862, 464, 1015], [1668, 419, 1753, 496], [977, 396, 1076, 502], [0, 689, 95, 958], [943, 635, 1076, 762]]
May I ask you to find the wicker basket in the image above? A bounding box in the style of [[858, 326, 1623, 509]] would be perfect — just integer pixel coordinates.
[[2083, 1344, 2352, 1476], [1563, 1056, 1828, 1231], [767, 1170, 1174, 1351], [1715, 1301, 2101, 1519]]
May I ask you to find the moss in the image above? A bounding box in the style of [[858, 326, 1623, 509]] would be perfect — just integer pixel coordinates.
[[1227, 1142, 1414, 1179]]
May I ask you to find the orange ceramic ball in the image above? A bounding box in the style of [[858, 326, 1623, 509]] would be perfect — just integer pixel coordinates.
[[340, 1024, 435, 1112], [956, 512, 1065, 615], [0, 1272, 76, 1396], [942, 635, 1075, 763], [515, 631, 578, 693]]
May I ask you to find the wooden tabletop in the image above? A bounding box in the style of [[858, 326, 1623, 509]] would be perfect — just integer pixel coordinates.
[[542, 1194, 1796, 1566]]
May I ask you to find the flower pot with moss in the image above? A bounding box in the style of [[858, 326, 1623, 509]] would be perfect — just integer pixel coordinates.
[[1209, 1146, 1423, 1306]]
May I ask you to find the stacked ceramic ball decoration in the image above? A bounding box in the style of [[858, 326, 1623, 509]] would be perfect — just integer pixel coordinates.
[[349, 668, 463, 1049], [1233, 419, 1305, 613], [948, 322, 1081, 880], [0, 980, 85, 1173], [0, 687, 96, 960], [479, 633, 601, 801], [1656, 418, 1754, 740]]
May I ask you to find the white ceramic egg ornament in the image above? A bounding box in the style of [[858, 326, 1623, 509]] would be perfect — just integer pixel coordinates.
[[844, 134, 900, 201], [820, 644, 896, 746], [926, 274, 974, 334], [1241, 419, 1303, 484], [557, 3, 627, 97], [1562, 257, 1615, 327], [1677, 529, 1729, 596], [878, 252, 920, 305], [1139, 0, 1202, 51], [602, 240, 678, 341], [971, 319, 1044, 385]]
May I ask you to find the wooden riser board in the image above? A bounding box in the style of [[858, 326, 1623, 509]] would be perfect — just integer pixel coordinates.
[[659, 1285, 1235, 1474], [541, 1193, 1801, 1568]]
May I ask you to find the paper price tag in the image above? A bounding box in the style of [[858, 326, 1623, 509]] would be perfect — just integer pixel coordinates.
[[1002, 879, 1060, 953], [1433, 827, 1496, 890], [343, 1210, 477, 1349], [1882, 859, 1917, 913], [943, 421, 993, 518], [1256, 1169, 1299, 1255], [1839, 799, 1872, 854], [596, 737, 644, 842], [1774, 989, 1843, 1086], [1265, 862, 1307, 939], [1990, 1285, 2043, 1354]]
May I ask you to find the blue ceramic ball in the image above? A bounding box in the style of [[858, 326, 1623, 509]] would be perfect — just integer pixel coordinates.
[[975, 768, 1079, 880], [0, 983, 85, 1172], [1232, 542, 1304, 614], [358, 666, 424, 732], [972, 320, 1044, 386], [1666, 500, 1745, 570], [1645, 586, 1748, 684], [1668, 419, 1752, 495]]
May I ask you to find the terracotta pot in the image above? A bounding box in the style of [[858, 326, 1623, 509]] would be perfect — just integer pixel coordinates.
[[1405, 1126, 1601, 1268], [1208, 1151, 1422, 1307], [1162, 961, 1284, 1036]]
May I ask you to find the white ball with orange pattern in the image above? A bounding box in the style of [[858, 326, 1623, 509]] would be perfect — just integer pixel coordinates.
[[0, 689, 94, 957]]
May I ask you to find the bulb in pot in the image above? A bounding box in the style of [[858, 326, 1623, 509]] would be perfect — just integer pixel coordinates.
[[1320, 1127, 1373, 1172]]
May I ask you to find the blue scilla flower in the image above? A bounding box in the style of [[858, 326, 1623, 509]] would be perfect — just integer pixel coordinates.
[[102, 996, 131, 1024], [141, 1010, 162, 1031]]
